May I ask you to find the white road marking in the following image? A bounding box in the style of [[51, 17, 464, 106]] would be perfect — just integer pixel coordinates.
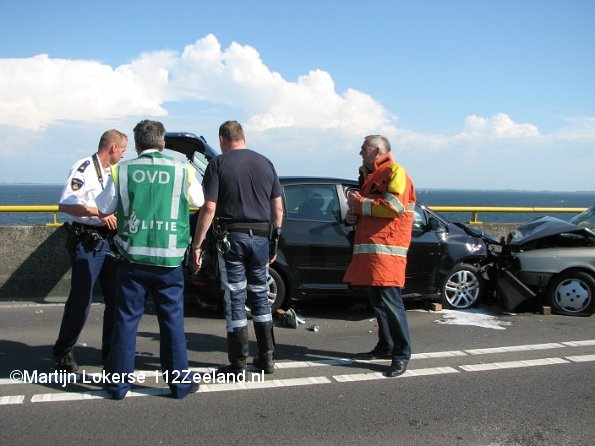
[[562, 340, 595, 347], [565, 354, 595, 362], [2, 339, 593, 404], [333, 367, 459, 383], [412, 350, 468, 359], [0, 395, 25, 405], [274, 359, 352, 369], [459, 357, 569, 372], [0, 303, 69, 309], [200, 376, 331, 392], [29, 376, 333, 402], [31, 390, 108, 402], [465, 343, 566, 355]]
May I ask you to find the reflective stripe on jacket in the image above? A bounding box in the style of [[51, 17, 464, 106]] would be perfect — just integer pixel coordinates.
[[343, 152, 416, 287]]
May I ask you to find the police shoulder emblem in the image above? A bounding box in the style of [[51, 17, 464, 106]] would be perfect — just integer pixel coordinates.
[[71, 178, 84, 191], [77, 160, 91, 172]]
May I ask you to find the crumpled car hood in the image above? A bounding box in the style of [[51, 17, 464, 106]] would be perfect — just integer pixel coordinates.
[[508, 216, 589, 247]]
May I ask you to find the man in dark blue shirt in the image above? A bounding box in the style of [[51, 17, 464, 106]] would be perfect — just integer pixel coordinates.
[[191, 120, 283, 378]]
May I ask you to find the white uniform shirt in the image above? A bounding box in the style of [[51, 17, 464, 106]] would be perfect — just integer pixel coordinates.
[[59, 154, 110, 226], [96, 150, 204, 215]]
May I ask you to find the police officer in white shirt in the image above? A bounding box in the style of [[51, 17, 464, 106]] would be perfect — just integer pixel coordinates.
[[53, 129, 128, 372]]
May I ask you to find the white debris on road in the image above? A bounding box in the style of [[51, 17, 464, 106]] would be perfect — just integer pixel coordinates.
[[435, 309, 512, 330]]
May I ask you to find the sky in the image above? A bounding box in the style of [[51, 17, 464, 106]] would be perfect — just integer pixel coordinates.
[[0, 0, 594, 191]]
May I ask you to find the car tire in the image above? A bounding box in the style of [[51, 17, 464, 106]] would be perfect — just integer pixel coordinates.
[[266, 267, 286, 312], [547, 271, 594, 316], [441, 263, 485, 309], [245, 267, 287, 318]]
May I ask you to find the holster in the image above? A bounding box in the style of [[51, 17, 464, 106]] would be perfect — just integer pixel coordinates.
[[63, 222, 105, 253], [63, 222, 80, 253], [269, 226, 281, 259], [79, 231, 104, 252]]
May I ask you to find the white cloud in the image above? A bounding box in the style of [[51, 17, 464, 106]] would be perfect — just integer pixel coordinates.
[[0, 34, 396, 137], [0, 34, 594, 190], [554, 116, 595, 140], [460, 113, 540, 139], [0, 54, 170, 130], [170, 35, 393, 137]]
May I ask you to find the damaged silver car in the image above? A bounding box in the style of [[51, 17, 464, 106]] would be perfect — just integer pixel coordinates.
[[497, 205, 595, 316]]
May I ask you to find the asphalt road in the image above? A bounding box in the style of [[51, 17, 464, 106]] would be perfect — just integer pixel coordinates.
[[1, 297, 594, 446]]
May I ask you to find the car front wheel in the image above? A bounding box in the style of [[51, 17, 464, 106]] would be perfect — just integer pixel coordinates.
[[547, 271, 594, 316], [441, 263, 484, 309]]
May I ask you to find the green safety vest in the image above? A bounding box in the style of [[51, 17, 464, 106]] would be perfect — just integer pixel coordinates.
[[111, 152, 190, 267]]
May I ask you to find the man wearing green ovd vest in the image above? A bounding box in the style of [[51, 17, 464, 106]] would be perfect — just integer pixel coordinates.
[[96, 120, 204, 399]]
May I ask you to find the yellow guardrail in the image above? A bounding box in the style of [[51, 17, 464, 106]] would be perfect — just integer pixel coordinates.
[[0, 205, 587, 226], [0, 205, 61, 226], [0, 205, 203, 227]]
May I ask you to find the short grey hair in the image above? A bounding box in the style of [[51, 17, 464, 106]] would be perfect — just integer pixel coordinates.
[[133, 120, 166, 151], [98, 129, 127, 151], [365, 135, 391, 154]]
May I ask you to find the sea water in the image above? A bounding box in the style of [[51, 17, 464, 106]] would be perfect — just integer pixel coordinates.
[[0, 184, 594, 225]]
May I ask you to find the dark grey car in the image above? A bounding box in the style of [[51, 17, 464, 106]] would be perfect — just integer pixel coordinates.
[[164, 132, 501, 312]]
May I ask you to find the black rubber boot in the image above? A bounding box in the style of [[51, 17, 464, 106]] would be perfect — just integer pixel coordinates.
[[216, 330, 249, 378], [252, 322, 275, 374]]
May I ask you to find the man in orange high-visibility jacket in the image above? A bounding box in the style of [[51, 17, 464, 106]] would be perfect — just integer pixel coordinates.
[[344, 134, 416, 377]]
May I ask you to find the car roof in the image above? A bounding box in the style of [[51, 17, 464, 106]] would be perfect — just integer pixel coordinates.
[[279, 176, 357, 186], [162, 133, 359, 186]]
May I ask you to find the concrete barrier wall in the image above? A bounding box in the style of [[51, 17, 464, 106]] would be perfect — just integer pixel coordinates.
[[0, 225, 72, 301], [0, 223, 518, 301]]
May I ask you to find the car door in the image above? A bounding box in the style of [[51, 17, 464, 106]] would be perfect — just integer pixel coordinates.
[[404, 205, 443, 294], [280, 182, 355, 296]]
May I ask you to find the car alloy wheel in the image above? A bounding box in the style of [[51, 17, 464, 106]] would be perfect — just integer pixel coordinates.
[[245, 267, 287, 317], [266, 267, 286, 312], [441, 263, 484, 309]]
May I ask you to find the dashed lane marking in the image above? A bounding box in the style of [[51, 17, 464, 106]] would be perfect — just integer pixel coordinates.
[[16, 355, 595, 404], [561, 340, 595, 347], [2, 341, 594, 404], [28, 376, 332, 403], [566, 354, 595, 362], [274, 358, 352, 369], [413, 340, 595, 358], [31, 390, 108, 402], [333, 366, 459, 383], [464, 342, 566, 355], [30, 387, 173, 402], [459, 355, 595, 372], [199, 376, 332, 392], [459, 357, 570, 371], [0, 395, 25, 405]]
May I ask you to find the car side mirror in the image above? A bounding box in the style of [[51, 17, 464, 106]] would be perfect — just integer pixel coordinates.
[[429, 217, 446, 233]]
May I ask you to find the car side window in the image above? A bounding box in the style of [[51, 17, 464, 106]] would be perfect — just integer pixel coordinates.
[[284, 185, 341, 222], [413, 206, 426, 231]]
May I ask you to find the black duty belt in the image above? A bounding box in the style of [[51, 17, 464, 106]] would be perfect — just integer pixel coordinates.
[[225, 222, 270, 237], [72, 222, 114, 236]]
